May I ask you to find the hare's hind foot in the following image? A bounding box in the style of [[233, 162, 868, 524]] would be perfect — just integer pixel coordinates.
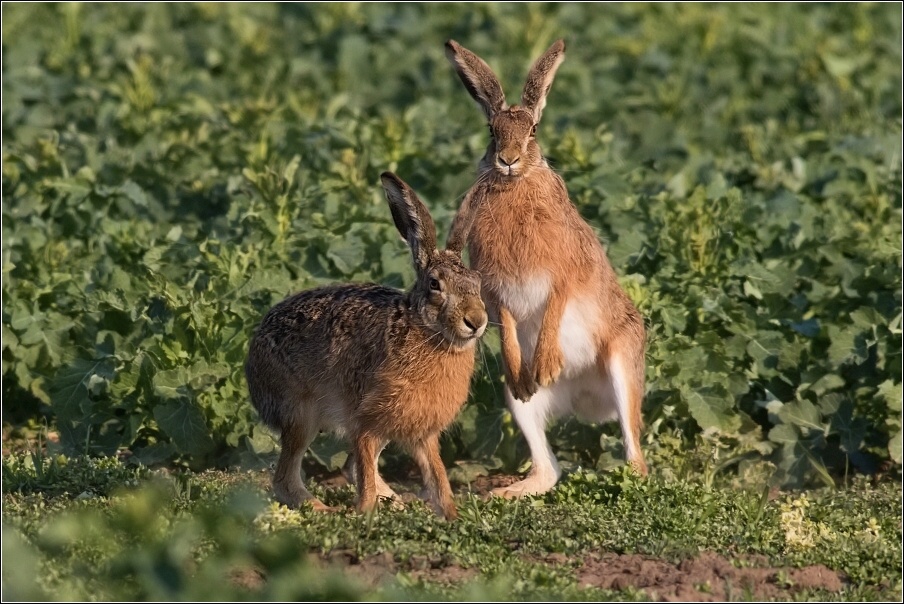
[[342, 451, 401, 501], [306, 499, 342, 513], [274, 491, 340, 513], [628, 457, 649, 477], [490, 472, 558, 499], [273, 480, 340, 513], [381, 493, 406, 510]]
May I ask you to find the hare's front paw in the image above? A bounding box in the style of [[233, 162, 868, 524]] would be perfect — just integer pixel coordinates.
[[507, 366, 538, 402], [533, 345, 564, 387]]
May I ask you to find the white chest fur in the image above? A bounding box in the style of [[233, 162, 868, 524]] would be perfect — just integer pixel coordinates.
[[496, 274, 551, 322], [495, 275, 599, 376], [556, 296, 600, 376]]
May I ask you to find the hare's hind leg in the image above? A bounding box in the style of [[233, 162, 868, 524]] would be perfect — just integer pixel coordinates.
[[273, 415, 333, 511], [602, 346, 647, 476], [353, 432, 385, 514], [411, 434, 457, 520], [491, 385, 563, 498], [342, 441, 401, 502]]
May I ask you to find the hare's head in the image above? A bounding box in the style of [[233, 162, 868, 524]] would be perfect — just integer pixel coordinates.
[[380, 173, 487, 348], [446, 39, 565, 180]]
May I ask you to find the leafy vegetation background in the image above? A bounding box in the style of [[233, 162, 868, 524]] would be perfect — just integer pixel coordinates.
[[3, 3, 901, 487]]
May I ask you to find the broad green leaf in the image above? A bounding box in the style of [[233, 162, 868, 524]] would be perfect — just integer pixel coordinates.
[[829, 399, 867, 454], [768, 423, 799, 446], [133, 442, 179, 466], [850, 307, 885, 330], [153, 367, 191, 400], [48, 358, 115, 422], [778, 399, 823, 432], [746, 331, 784, 375], [877, 380, 902, 413], [778, 339, 806, 370], [826, 325, 870, 366], [153, 400, 213, 456], [325, 233, 366, 276], [120, 181, 149, 208], [822, 53, 860, 78], [889, 429, 903, 465], [247, 426, 277, 454], [456, 404, 505, 459], [309, 433, 348, 471], [44, 177, 91, 200], [683, 385, 740, 432], [743, 280, 762, 300], [806, 373, 845, 395], [816, 393, 845, 415], [658, 304, 688, 335], [185, 360, 231, 386]]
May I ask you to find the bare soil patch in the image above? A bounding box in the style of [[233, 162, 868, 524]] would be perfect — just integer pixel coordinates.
[[571, 550, 845, 601], [459, 472, 521, 496]]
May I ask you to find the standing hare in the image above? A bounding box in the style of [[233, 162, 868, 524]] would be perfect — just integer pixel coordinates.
[[245, 172, 487, 519], [445, 39, 648, 498]]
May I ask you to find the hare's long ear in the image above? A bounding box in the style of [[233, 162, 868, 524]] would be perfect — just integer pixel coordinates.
[[445, 40, 508, 120], [521, 39, 565, 124], [381, 172, 437, 271], [446, 189, 478, 256]]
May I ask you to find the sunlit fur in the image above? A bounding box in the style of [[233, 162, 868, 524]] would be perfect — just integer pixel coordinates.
[[446, 39, 648, 498], [245, 173, 487, 519]]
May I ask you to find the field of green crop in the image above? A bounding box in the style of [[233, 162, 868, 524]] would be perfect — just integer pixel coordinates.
[[3, 3, 902, 600]]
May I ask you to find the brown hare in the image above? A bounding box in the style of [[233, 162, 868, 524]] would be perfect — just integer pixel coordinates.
[[445, 39, 648, 498], [245, 172, 488, 519]]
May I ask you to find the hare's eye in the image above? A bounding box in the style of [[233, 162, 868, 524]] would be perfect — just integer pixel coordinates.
[[530, 124, 537, 137], [429, 278, 441, 291]]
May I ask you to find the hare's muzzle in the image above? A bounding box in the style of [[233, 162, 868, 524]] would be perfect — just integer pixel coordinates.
[[495, 152, 521, 176], [460, 306, 488, 340]]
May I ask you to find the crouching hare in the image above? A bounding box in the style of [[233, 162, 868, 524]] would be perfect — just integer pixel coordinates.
[[445, 39, 648, 498], [245, 172, 487, 520]]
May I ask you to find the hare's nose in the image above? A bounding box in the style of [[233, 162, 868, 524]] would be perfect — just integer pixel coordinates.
[[463, 309, 489, 336], [497, 153, 520, 168]]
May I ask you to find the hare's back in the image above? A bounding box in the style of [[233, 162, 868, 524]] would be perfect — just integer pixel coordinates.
[[251, 283, 403, 376], [256, 283, 402, 346]]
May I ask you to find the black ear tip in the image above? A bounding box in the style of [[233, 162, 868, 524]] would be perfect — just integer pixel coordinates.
[[380, 172, 403, 189], [545, 39, 565, 55], [444, 40, 461, 60]]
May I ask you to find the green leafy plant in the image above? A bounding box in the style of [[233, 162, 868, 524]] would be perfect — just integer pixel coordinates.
[[2, 3, 901, 485]]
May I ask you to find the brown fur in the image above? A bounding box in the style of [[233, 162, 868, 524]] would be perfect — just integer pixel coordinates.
[[245, 173, 487, 519], [446, 40, 648, 495]]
